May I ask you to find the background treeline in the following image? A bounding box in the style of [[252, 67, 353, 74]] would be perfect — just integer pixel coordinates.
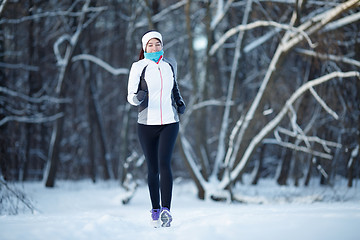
[[0, 0, 359, 200]]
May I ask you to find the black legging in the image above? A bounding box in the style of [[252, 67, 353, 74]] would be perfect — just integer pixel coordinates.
[[137, 122, 179, 210]]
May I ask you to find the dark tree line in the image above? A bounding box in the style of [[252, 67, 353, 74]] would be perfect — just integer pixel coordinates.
[[0, 0, 359, 200]]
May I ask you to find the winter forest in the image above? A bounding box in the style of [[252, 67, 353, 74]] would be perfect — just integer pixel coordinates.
[[1, 0, 360, 215]]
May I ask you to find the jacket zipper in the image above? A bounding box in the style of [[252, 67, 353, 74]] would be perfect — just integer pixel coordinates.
[[159, 66, 163, 125], [156, 56, 164, 125]]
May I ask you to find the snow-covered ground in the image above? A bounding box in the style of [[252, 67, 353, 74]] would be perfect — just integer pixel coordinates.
[[1, 178, 360, 240]]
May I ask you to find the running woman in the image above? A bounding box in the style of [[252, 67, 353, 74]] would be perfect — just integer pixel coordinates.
[[127, 30, 185, 228]]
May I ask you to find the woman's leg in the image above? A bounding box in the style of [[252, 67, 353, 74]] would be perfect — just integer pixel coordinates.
[[137, 124, 161, 209], [158, 122, 179, 210]]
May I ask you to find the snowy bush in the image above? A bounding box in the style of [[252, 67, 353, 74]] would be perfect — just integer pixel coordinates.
[[0, 177, 36, 215]]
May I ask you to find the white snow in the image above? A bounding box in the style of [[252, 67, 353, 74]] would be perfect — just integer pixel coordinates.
[[1, 178, 360, 240]]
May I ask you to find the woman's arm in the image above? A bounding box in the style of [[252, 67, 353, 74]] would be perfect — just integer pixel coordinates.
[[127, 63, 143, 106]]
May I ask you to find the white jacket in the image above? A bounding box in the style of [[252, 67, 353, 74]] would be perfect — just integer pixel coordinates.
[[127, 57, 181, 125]]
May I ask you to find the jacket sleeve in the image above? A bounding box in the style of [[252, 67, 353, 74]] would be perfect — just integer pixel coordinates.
[[172, 78, 183, 104], [169, 60, 184, 105], [127, 62, 142, 106]]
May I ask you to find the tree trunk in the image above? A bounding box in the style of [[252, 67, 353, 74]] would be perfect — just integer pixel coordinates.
[[251, 144, 265, 185], [87, 67, 96, 183], [185, 0, 196, 93], [119, 105, 131, 185], [293, 153, 301, 187], [277, 147, 293, 186], [44, 0, 91, 187], [185, 0, 209, 181], [45, 106, 65, 187], [178, 134, 205, 199], [304, 156, 313, 186], [24, 0, 41, 181], [347, 147, 359, 187], [350, 27, 360, 187], [90, 74, 112, 180]]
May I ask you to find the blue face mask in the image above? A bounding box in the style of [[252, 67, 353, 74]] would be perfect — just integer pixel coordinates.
[[144, 50, 164, 63]]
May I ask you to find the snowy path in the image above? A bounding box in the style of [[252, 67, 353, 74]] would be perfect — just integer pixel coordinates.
[[1, 180, 360, 240]]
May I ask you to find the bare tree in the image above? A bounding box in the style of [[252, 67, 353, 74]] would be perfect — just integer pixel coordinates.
[[179, 0, 360, 200]]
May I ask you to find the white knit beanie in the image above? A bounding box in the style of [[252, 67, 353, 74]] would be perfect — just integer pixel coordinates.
[[141, 31, 163, 52]]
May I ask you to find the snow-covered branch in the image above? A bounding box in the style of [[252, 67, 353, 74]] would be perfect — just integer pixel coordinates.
[[284, 0, 360, 51], [0, 0, 8, 17], [0, 6, 107, 25], [210, 0, 359, 55], [211, 0, 234, 30], [179, 134, 207, 189], [191, 99, 233, 111], [348, 145, 359, 169], [209, 20, 315, 55], [275, 126, 342, 151], [309, 87, 339, 120], [0, 112, 64, 127], [0, 86, 70, 104], [72, 54, 129, 76], [181, 99, 234, 130], [322, 8, 360, 32], [295, 48, 360, 68], [54, 0, 91, 94], [53, 34, 72, 66], [223, 115, 244, 168], [263, 138, 334, 159], [264, 124, 342, 160], [134, 0, 187, 28], [243, 29, 280, 53], [0, 62, 39, 71]]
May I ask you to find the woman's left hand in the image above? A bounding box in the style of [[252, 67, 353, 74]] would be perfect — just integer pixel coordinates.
[[177, 100, 186, 114]]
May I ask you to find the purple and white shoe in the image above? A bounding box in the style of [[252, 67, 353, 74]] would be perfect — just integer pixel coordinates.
[[160, 207, 172, 227], [150, 209, 161, 228]]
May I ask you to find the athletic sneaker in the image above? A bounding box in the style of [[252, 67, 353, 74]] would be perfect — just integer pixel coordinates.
[[150, 209, 161, 228], [160, 207, 172, 227]]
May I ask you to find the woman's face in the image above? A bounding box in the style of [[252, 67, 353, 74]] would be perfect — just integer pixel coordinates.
[[146, 38, 162, 53]]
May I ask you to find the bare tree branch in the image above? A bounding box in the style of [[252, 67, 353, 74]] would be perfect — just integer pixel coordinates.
[[210, 0, 360, 55], [181, 99, 234, 130], [0, 62, 39, 71], [0, 6, 107, 25], [0, 0, 8, 17], [322, 9, 360, 32], [284, 0, 360, 52], [0, 112, 64, 127], [295, 48, 360, 68], [72, 54, 129, 75], [275, 126, 342, 151], [211, 0, 234, 30], [0, 86, 70, 104], [209, 20, 315, 55], [220, 71, 360, 189], [263, 138, 334, 159], [310, 87, 339, 120], [134, 0, 187, 28]]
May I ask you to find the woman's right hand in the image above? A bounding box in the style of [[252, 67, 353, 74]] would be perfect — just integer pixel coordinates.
[[136, 90, 147, 102]]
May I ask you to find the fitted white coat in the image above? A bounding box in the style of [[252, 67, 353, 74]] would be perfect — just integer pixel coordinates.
[[127, 57, 180, 125]]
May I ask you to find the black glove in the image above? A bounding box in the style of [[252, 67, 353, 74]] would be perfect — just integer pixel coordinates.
[[136, 90, 147, 103], [176, 100, 186, 114]]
